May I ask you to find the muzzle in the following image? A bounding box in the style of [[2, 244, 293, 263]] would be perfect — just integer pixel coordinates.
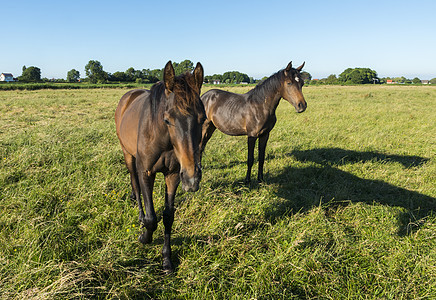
[[180, 164, 202, 192]]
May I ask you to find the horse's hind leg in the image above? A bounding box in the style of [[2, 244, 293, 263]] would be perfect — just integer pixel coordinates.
[[162, 173, 180, 272], [245, 136, 257, 184], [257, 132, 270, 182]]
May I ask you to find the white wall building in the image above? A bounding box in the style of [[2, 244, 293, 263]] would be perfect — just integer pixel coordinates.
[[0, 73, 14, 82]]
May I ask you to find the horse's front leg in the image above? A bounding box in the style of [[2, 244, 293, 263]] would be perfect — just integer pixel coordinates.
[[257, 132, 270, 182], [137, 168, 157, 244], [245, 136, 257, 184], [162, 173, 180, 272]]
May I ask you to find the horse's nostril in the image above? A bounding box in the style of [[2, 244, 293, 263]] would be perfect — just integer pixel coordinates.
[[298, 102, 306, 111]]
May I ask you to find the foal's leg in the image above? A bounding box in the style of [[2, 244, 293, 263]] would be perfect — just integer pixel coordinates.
[[245, 136, 257, 184], [137, 170, 157, 244], [162, 173, 180, 272], [257, 132, 270, 182], [200, 120, 216, 156]]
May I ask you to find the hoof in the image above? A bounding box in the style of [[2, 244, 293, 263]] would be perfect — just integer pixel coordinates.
[[130, 192, 136, 201], [138, 231, 153, 244], [163, 257, 174, 273]]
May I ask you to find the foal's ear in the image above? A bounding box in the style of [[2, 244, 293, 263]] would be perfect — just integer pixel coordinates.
[[164, 60, 175, 92], [296, 62, 305, 72], [284, 61, 293, 76], [193, 62, 204, 92]]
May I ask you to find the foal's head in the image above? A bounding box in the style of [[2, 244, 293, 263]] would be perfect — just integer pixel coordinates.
[[281, 61, 307, 113], [162, 61, 205, 192]]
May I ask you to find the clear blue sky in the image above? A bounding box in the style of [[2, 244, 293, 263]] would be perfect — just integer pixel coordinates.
[[2, 0, 435, 80]]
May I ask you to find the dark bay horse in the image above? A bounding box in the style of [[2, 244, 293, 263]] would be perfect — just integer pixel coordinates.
[[200, 61, 307, 183], [115, 61, 205, 272]]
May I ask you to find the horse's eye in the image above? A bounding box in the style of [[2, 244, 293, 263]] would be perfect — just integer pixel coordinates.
[[164, 118, 172, 126]]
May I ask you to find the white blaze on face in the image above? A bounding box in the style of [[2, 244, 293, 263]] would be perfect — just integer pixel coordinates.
[[295, 77, 300, 83]]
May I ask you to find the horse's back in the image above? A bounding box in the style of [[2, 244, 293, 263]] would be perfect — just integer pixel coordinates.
[[201, 89, 246, 113], [201, 89, 250, 136], [201, 89, 237, 103], [115, 89, 150, 157]]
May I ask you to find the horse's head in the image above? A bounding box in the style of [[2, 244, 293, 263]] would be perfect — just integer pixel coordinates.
[[162, 61, 205, 192], [281, 61, 307, 113]]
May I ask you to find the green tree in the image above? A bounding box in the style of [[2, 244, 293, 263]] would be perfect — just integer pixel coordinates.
[[412, 77, 421, 84], [206, 74, 223, 83], [110, 71, 128, 82], [173, 60, 194, 76], [19, 66, 41, 82], [393, 76, 407, 84], [339, 68, 378, 84], [301, 71, 312, 83], [325, 74, 337, 84], [222, 71, 249, 83], [124, 67, 144, 82], [125, 67, 136, 81], [67, 69, 80, 82], [85, 60, 108, 83], [348, 69, 362, 84], [430, 78, 436, 84], [150, 69, 163, 81]]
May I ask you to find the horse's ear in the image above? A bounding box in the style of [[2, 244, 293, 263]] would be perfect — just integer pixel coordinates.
[[284, 61, 293, 76], [193, 62, 204, 92], [164, 60, 175, 92], [296, 62, 305, 72]]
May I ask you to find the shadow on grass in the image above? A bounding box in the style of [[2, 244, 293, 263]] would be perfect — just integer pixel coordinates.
[[123, 147, 434, 280], [287, 147, 429, 168], [263, 148, 435, 236]]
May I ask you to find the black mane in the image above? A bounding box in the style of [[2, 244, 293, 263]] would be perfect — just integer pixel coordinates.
[[149, 72, 200, 117], [248, 70, 285, 101]]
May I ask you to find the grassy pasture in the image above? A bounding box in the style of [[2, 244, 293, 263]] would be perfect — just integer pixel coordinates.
[[0, 85, 435, 299]]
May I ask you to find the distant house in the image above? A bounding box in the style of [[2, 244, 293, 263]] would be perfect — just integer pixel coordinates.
[[0, 73, 14, 82], [421, 80, 430, 84], [386, 80, 393, 84]]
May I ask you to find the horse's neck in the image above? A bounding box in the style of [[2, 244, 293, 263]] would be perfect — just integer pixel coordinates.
[[254, 89, 282, 117], [250, 73, 283, 115], [267, 93, 282, 113]]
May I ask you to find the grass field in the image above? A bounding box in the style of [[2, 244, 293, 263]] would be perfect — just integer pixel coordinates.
[[1, 85, 435, 299]]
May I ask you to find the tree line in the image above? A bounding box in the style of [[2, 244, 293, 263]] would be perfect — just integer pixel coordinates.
[[14, 59, 255, 84], [11, 62, 436, 85], [15, 60, 196, 84], [305, 68, 434, 85], [204, 72, 253, 84]]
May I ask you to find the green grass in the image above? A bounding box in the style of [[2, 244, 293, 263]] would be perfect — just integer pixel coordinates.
[[0, 86, 435, 299]]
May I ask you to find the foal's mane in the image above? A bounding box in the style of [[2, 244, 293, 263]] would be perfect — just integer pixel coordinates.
[[248, 70, 286, 101], [150, 71, 200, 116]]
